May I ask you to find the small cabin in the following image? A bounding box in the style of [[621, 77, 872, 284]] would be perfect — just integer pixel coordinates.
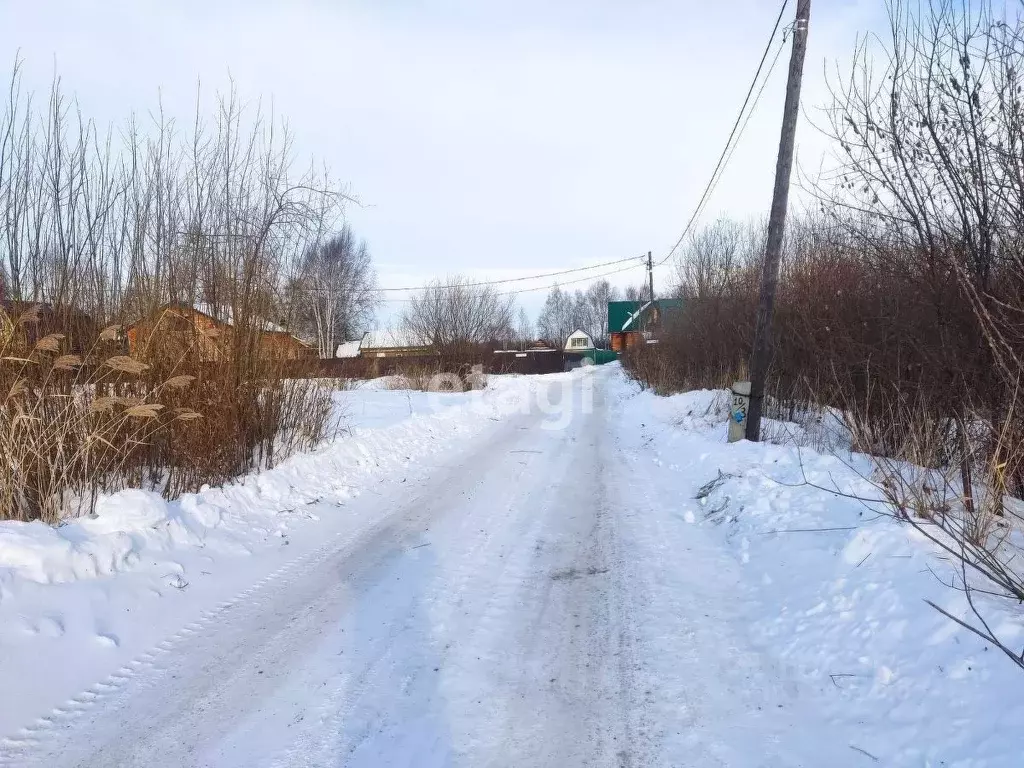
[[564, 329, 595, 352], [0, 301, 97, 354]]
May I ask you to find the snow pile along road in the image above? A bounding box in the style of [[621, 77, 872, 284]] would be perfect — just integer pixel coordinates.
[[0, 365, 1020, 767], [605, 373, 1024, 766], [0, 373, 555, 743]]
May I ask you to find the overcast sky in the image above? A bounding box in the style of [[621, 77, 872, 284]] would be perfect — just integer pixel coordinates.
[[0, 0, 879, 326]]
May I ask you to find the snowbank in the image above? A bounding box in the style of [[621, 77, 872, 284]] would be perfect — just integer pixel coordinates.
[[608, 373, 1024, 766], [0, 371, 576, 739], [0, 373, 555, 587]]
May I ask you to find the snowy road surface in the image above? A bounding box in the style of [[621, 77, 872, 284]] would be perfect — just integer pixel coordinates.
[[4, 368, 1009, 766]]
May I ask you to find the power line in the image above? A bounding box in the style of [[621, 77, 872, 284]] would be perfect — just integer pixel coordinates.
[[657, 0, 791, 267], [695, 32, 790, 230], [654, 34, 789, 277], [375, 254, 642, 292], [291, 2, 791, 306], [494, 261, 644, 296], [377, 260, 646, 302], [302, 2, 791, 303]]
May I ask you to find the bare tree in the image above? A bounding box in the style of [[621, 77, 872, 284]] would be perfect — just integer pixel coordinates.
[[623, 284, 648, 302], [536, 285, 573, 347], [676, 218, 762, 301], [288, 225, 378, 358], [514, 306, 534, 346], [401, 275, 516, 353], [0, 62, 354, 520], [813, 0, 1024, 673], [537, 281, 619, 347], [583, 279, 618, 345]]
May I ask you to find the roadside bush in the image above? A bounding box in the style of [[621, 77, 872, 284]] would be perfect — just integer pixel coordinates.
[[0, 309, 195, 522], [0, 304, 337, 522], [626, 0, 1024, 671], [0, 67, 345, 521]]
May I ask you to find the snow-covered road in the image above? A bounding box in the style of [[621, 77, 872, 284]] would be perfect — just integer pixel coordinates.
[[7, 371, 645, 766], [3, 367, 1019, 766], [61, 373, 641, 767]]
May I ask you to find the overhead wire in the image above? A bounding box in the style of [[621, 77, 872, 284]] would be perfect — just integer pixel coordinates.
[[378, 259, 647, 302], [297, 252, 646, 300], [327, 0, 792, 303], [656, 0, 791, 267], [374, 255, 642, 293], [496, 261, 644, 296], [695, 31, 790, 228]]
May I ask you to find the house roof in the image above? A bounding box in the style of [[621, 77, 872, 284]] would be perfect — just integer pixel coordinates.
[[1, 300, 56, 317], [608, 301, 642, 333], [621, 302, 652, 331], [359, 329, 432, 350], [564, 329, 595, 351], [131, 303, 308, 346], [607, 299, 682, 333], [191, 303, 288, 334], [335, 340, 363, 358]]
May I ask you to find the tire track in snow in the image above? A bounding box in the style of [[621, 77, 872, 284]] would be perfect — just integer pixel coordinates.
[[246, 402, 574, 766], [0, 388, 561, 767], [4, 370, 646, 767], [0, 413, 518, 768], [0, 502, 350, 767]]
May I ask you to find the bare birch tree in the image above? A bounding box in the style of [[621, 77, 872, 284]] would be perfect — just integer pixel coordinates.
[[289, 225, 378, 358]]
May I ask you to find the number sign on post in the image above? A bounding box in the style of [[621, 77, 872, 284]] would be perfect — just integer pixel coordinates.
[[728, 381, 751, 443]]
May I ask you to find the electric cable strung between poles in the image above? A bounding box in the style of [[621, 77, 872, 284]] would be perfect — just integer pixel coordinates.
[[491, 260, 646, 296], [320, 1, 791, 311], [696, 32, 790, 228], [374, 254, 643, 292], [376, 258, 648, 303], [657, 0, 792, 268]]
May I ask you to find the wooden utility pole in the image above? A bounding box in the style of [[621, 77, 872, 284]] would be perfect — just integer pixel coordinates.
[[745, 0, 811, 442], [646, 251, 654, 303]]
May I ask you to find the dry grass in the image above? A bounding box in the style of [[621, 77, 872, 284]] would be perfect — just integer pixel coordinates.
[[0, 305, 336, 522], [1, 308, 191, 522], [0, 69, 350, 523]]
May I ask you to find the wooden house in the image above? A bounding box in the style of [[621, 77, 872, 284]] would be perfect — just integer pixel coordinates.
[[259, 328, 316, 360], [126, 303, 313, 361], [607, 299, 682, 352], [0, 300, 98, 354]]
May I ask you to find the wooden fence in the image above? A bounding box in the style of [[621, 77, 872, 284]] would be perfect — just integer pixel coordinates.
[[283, 349, 572, 379]]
